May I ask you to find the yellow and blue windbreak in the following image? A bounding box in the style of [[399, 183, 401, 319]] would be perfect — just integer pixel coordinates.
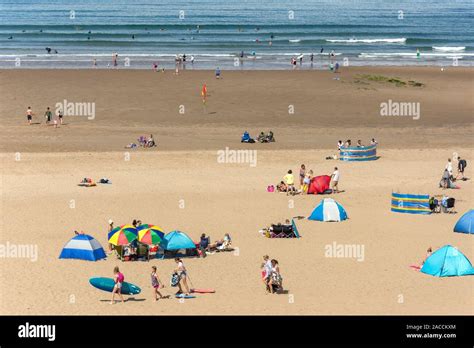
[[391, 193, 431, 214]]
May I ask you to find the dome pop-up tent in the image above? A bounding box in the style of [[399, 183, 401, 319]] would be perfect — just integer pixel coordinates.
[[59, 234, 106, 261], [308, 198, 347, 222], [161, 230, 196, 250], [308, 175, 331, 194], [454, 210, 473, 234], [421, 245, 474, 277]]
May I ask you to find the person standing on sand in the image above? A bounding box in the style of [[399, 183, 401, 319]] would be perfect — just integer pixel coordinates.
[[151, 266, 165, 301], [283, 170, 295, 195], [331, 166, 340, 193], [445, 158, 453, 180], [268, 259, 283, 294], [44, 107, 52, 125], [174, 258, 190, 295], [299, 164, 306, 187], [110, 266, 125, 304], [26, 106, 34, 125], [262, 255, 273, 293], [456, 156, 467, 180], [57, 109, 63, 125]]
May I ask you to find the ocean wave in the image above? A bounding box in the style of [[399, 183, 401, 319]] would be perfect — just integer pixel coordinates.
[[327, 38, 406, 44], [432, 46, 466, 52], [359, 52, 473, 58]]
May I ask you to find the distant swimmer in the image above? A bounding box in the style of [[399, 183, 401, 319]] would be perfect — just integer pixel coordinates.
[[93, 58, 97, 67], [256, 27, 260, 31], [45, 47, 52, 54], [39, 29, 42, 33], [270, 34, 274, 39], [132, 34, 135, 39], [269, 41, 272, 46], [416, 48, 420, 58], [88, 31, 91, 34], [54, 49, 58, 54], [8, 36, 13, 39], [87, 36, 90, 40], [320, 47, 324, 54], [240, 51, 244, 58]]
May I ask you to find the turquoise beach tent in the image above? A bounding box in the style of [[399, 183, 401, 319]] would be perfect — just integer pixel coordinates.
[[420, 245, 474, 277], [160, 230, 196, 251], [454, 210, 474, 234]]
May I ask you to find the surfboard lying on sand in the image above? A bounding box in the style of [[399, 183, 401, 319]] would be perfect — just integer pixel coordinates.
[[191, 288, 215, 294], [89, 277, 141, 295], [175, 294, 196, 299]]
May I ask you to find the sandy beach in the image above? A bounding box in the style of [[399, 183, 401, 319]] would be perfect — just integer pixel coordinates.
[[0, 68, 473, 315]]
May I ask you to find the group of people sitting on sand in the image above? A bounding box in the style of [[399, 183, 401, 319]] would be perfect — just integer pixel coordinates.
[[275, 165, 340, 195], [241, 130, 275, 143], [261, 255, 283, 294], [125, 134, 156, 149], [259, 219, 298, 238], [198, 233, 233, 257]]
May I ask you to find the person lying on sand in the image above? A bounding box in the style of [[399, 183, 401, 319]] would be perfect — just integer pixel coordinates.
[[208, 233, 232, 251]]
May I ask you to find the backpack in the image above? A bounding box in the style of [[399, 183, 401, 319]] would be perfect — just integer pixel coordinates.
[[170, 272, 181, 287]]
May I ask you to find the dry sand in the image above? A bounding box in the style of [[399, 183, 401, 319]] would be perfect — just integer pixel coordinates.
[[0, 68, 472, 315]]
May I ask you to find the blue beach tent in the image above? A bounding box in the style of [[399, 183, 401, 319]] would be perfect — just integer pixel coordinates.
[[421, 245, 474, 277], [160, 230, 196, 250], [454, 210, 474, 234], [308, 198, 348, 222], [59, 234, 106, 261]]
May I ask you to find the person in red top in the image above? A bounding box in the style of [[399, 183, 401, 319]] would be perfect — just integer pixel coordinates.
[[110, 266, 125, 304]]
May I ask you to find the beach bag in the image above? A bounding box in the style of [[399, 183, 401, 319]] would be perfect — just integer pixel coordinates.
[[170, 272, 181, 287], [267, 185, 275, 192]]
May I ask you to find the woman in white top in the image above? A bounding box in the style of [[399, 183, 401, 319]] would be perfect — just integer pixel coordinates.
[[268, 259, 283, 294], [174, 258, 190, 295]]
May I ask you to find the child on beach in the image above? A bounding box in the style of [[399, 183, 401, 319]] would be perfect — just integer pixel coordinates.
[[151, 266, 165, 301], [110, 266, 125, 304], [299, 164, 306, 187], [26, 106, 34, 125], [283, 170, 295, 195], [44, 107, 52, 125], [303, 170, 313, 194]]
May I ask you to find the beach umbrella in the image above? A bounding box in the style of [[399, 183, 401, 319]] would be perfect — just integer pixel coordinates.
[[108, 225, 137, 246], [137, 224, 165, 239], [137, 226, 164, 245]]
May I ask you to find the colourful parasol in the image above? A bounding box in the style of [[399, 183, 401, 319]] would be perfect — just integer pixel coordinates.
[[108, 225, 138, 246]]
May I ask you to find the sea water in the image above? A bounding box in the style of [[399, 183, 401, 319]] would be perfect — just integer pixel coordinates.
[[0, 0, 473, 69]]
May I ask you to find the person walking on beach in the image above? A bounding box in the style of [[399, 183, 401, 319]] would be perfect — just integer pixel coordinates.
[[331, 166, 340, 193], [57, 108, 63, 125], [215, 67, 221, 79], [44, 107, 52, 125], [174, 258, 190, 295], [456, 156, 467, 180], [151, 266, 165, 301], [262, 255, 273, 293], [110, 266, 125, 304], [112, 53, 118, 67], [268, 259, 283, 294], [26, 106, 34, 125], [92, 58, 97, 68]]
